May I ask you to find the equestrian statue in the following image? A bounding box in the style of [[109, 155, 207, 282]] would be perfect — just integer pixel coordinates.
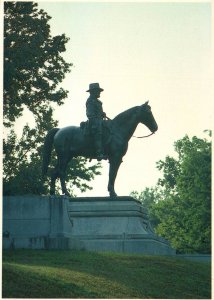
[[42, 83, 158, 197]]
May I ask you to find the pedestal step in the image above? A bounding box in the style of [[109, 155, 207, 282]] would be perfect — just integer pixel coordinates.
[[3, 195, 176, 255]]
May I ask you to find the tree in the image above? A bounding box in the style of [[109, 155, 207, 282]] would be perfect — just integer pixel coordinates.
[[3, 2, 101, 196], [4, 1, 71, 127], [131, 132, 211, 253]]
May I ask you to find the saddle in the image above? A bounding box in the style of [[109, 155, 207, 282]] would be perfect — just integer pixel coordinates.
[[80, 119, 112, 146]]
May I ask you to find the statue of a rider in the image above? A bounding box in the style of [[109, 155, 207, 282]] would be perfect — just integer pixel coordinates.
[[86, 83, 107, 161]]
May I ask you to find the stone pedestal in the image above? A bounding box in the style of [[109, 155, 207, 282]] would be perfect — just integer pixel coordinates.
[[3, 195, 175, 255]]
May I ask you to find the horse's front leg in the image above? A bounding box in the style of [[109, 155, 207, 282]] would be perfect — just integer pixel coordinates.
[[108, 157, 122, 198]]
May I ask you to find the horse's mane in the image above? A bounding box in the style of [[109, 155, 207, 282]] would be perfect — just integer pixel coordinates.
[[112, 106, 139, 127]]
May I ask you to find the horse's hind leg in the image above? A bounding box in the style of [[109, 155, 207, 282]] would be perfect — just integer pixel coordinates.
[[49, 156, 70, 196], [50, 163, 59, 195], [58, 156, 71, 196]]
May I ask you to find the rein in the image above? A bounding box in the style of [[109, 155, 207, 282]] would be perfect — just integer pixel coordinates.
[[104, 115, 155, 139], [133, 132, 155, 139]]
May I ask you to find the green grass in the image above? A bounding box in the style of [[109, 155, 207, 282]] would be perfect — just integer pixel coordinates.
[[2, 249, 211, 299]]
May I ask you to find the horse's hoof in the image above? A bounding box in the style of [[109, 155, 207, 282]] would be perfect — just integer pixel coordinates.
[[63, 192, 70, 197], [109, 192, 117, 198]]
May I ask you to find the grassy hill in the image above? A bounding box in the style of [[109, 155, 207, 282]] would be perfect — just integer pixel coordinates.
[[2, 249, 211, 299]]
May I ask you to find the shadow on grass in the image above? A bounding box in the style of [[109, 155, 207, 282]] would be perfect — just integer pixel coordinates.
[[2, 249, 211, 299], [3, 263, 99, 298]]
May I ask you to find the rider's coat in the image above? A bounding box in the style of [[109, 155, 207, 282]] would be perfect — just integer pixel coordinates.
[[86, 96, 105, 119]]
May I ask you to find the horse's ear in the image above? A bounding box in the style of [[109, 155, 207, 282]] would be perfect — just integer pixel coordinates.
[[142, 101, 149, 107]]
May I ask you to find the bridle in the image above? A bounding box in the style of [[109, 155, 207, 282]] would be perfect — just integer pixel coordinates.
[[133, 104, 156, 138], [104, 115, 156, 139], [133, 132, 155, 139]]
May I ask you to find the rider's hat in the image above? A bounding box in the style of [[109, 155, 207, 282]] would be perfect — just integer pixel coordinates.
[[86, 83, 104, 92]]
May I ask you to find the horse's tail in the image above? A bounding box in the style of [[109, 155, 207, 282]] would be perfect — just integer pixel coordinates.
[[42, 128, 59, 177]]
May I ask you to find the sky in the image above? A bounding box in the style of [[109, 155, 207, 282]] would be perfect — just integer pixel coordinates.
[[16, 1, 212, 197]]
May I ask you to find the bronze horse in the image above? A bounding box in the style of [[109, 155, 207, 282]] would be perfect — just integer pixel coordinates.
[[42, 101, 158, 197]]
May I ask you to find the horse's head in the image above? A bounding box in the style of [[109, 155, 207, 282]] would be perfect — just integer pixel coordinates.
[[139, 101, 158, 133]]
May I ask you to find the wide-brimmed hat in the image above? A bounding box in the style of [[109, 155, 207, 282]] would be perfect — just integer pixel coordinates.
[[86, 83, 104, 92]]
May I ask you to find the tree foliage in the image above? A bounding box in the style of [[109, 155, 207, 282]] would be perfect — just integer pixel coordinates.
[[3, 2, 101, 196], [4, 1, 71, 127], [131, 132, 211, 254]]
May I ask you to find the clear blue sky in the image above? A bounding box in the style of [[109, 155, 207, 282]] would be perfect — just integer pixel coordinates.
[[17, 1, 212, 196]]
